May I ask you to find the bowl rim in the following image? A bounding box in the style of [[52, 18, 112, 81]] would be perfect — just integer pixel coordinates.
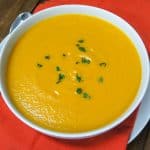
[[0, 4, 149, 139]]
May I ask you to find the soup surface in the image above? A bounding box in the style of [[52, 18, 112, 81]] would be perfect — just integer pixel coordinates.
[[7, 14, 141, 132]]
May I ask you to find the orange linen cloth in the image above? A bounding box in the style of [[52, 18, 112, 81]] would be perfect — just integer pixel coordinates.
[[0, 0, 150, 149]]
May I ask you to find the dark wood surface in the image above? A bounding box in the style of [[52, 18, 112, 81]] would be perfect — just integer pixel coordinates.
[[0, 0, 149, 149]]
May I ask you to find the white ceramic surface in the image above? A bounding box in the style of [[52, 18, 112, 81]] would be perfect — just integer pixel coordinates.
[[0, 5, 149, 139], [128, 74, 150, 143]]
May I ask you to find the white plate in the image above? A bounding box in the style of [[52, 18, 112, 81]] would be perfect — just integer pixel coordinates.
[[128, 75, 150, 143], [0, 35, 149, 143]]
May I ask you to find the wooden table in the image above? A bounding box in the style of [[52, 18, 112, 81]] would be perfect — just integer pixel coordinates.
[[0, 0, 149, 149]]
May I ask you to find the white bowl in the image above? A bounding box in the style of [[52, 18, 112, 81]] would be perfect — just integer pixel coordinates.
[[0, 5, 149, 139]]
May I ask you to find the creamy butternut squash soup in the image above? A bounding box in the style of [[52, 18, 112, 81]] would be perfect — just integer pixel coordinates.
[[7, 14, 141, 133]]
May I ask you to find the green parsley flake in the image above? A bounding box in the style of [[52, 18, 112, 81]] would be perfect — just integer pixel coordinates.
[[44, 55, 50, 60], [78, 39, 84, 43], [78, 46, 86, 52], [37, 63, 43, 68], [75, 61, 80, 64], [76, 88, 83, 94], [62, 53, 66, 57], [98, 76, 104, 83], [76, 44, 80, 47], [99, 62, 107, 67], [56, 66, 61, 71], [76, 74, 82, 82], [56, 73, 65, 84], [83, 92, 91, 99], [81, 57, 91, 64]]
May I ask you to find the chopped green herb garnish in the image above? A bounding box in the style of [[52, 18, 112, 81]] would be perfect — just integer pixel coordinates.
[[75, 61, 80, 64], [99, 62, 107, 67], [83, 92, 91, 99], [37, 63, 43, 68], [98, 76, 104, 83], [76, 74, 82, 82], [62, 53, 66, 57], [81, 57, 91, 64], [76, 44, 80, 47], [76, 88, 91, 99], [56, 66, 61, 71], [78, 39, 84, 43], [78, 46, 86, 52], [44, 55, 50, 60], [56, 73, 65, 84], [76, 88, 83, 94]]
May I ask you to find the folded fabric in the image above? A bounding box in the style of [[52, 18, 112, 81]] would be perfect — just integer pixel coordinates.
[[0, 97, 138, 150]]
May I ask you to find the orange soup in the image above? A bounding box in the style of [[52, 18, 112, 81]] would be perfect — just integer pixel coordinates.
[[7, 14, 141, 132]]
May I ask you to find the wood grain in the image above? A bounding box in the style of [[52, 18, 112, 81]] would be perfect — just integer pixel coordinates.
[[0, 0, 39, 41], [0, 0, 149, 149], [128, 122, 150, 150], [143, 122, 150, 150]]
